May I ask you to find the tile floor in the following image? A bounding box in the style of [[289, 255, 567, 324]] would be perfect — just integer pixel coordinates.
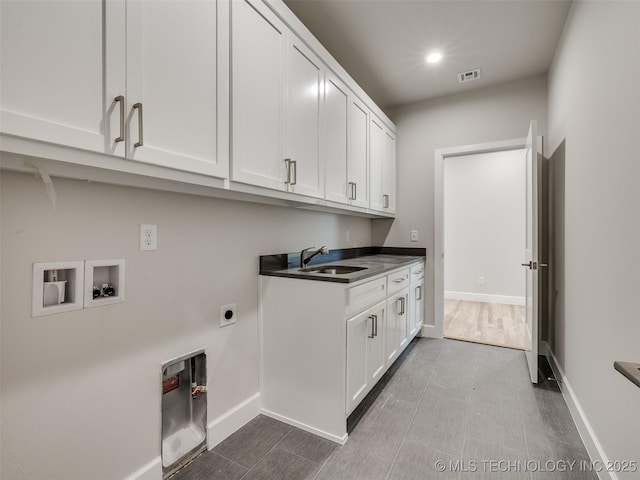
[[171, 338, 596, 480]]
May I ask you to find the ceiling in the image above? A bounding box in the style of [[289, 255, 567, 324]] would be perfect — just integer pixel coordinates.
[[284, 0, 572, 109]]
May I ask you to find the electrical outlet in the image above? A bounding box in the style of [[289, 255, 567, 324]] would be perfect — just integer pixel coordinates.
[[140, 224, 157, 251], [220, 303, 236, 327], [410, 230, 419, 242], [478, 276, 485, 285], [345, 230, 350, 243]]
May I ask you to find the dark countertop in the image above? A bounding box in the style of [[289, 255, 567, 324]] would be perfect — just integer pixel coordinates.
[[260, 249, 425, 284]]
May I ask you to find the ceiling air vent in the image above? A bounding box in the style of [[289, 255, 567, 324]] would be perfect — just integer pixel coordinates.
[[458, 69, 481, 83]]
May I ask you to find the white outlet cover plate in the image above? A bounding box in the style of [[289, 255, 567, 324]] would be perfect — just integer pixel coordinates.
[[410, 230, 419, 242], [140, 224, 157, 251], [220, 303, 236, 327]]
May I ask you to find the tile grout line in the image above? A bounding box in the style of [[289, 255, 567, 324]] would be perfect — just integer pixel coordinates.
[[236, 424, 295, 480], [383, 340, 442, 480]]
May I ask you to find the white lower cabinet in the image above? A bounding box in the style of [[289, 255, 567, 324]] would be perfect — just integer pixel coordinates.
[[386, 287, 409, 366], [260, 259, 424, 443], [346, 300, 386, 415], [409, 262, 425, 338]]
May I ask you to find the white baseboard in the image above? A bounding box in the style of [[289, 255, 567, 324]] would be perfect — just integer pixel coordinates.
[[261, 408, 348, 445], [541, 341, 617, 480], [420, 323, 442, 339], [207, 392, 262, 449], [445, 290, 525, 306], [123, 457, 162, 480]]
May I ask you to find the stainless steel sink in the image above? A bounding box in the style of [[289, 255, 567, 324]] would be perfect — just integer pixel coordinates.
[[300, 265, 367, 275]]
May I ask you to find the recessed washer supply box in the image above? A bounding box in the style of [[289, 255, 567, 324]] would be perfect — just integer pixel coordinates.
[[84, 259, 125, 308]]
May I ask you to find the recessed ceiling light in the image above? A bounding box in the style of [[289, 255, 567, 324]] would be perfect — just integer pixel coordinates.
[[426, 52, 443, 64]]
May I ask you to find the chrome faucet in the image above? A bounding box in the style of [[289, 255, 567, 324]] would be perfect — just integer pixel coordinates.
[[300, 246, 329, 268]]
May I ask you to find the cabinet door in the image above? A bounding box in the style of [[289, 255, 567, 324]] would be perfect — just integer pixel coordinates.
[[346, 308, 370, 415], [126, 0, 224, 177], [386, 288, 409, 365], [1, 0, 125, 155], [324, 74, 349, 204], [285, 36, 323, 198], [231, 0, 287, 189], [383, 130, 397, 213], [349, 97, 369, 208], [409, 279, 424, 338], [367, 301, 386, 386], [369, 115, 385, 211]]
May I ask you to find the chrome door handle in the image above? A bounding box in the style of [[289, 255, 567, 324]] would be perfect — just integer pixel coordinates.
[[416, 285, 422, 300], [369, 314, 378, 338], [400, 297, 406, 315], [348, 182, 357, 200], [133, 102, 143, 147], [521, 261, 533, 269], [114, 95, 125, 143], [383, 194, 390, 208], [290, 160, 297, 185], [284, 159, 291, 184]]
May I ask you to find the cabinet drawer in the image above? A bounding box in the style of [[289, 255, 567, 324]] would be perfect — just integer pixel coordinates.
[[347, 277, 387, 317], [387, 268, 410, 295], [410, 262, 424, 283]]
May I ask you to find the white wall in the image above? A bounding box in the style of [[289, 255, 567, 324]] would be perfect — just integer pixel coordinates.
[[0, 170, 371, 480], [547, 1, 640, 476], [444, 149, 526, 303], [375, 74, 547, 325]]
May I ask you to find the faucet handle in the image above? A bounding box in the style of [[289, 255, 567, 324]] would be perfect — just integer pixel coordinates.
[[320, 246, 329, 255]]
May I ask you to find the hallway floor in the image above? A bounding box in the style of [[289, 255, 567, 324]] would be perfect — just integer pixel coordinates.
[[171, 338, 595, 480], [445, 299, 528, 350]]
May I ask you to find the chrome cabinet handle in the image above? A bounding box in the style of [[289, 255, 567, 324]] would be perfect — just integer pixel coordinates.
[[133, 102, 143, 147], [383, 194, 390, 208], [284, 159, 291, 184], [393, 277, 406, 284], [368, 315, 375, 338], [348, 182, 356, 200], [416, 285, 422, 300], [114, 95, 125, 143], [291, 160, 297, 185], [373, 314, 378, 337], [400, 296, 406, 315]]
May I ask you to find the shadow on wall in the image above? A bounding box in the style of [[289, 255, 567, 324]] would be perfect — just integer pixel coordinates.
[[546, 139, 566, 358], [371, 218, 395, 246]]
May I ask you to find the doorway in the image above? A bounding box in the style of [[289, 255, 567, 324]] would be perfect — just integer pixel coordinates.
[[442, 149, 527, 349]]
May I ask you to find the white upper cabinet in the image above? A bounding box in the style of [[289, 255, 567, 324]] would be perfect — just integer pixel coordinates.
[[323, 74, 350, 204], [231, 0, 287, 190], [285, 36, 324, 198], [383, 129, 397, 214], [369, 113, 396, 213], [125, 0, 224, 177], [0, 0, 125, 156], [1, 0, 224, 178], [369, 115, 385, 211], [349, 96, 369, 208], [231, 0, 323, 198], [323, 76, 369, 208]]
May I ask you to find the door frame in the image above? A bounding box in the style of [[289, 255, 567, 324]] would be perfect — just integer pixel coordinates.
[[431, 137, 526, 338]]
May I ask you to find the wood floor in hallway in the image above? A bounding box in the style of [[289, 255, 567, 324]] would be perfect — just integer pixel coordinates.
[[444, 299, 528, 350]]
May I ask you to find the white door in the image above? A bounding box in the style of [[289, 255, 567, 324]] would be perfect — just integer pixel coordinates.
[[383, 130, 397, 213], [369, 115, 385, 211], [367, 302, 386, 386], [1, 0, 125, 155], [523, 120, 540, 383], [231, 0, 287, 190], [126, 0, 224, 177], [346, 309, 369, 414], [285, 36, 323, 198], [349, 97, 369, 208], [323, 74, 349, 204]]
